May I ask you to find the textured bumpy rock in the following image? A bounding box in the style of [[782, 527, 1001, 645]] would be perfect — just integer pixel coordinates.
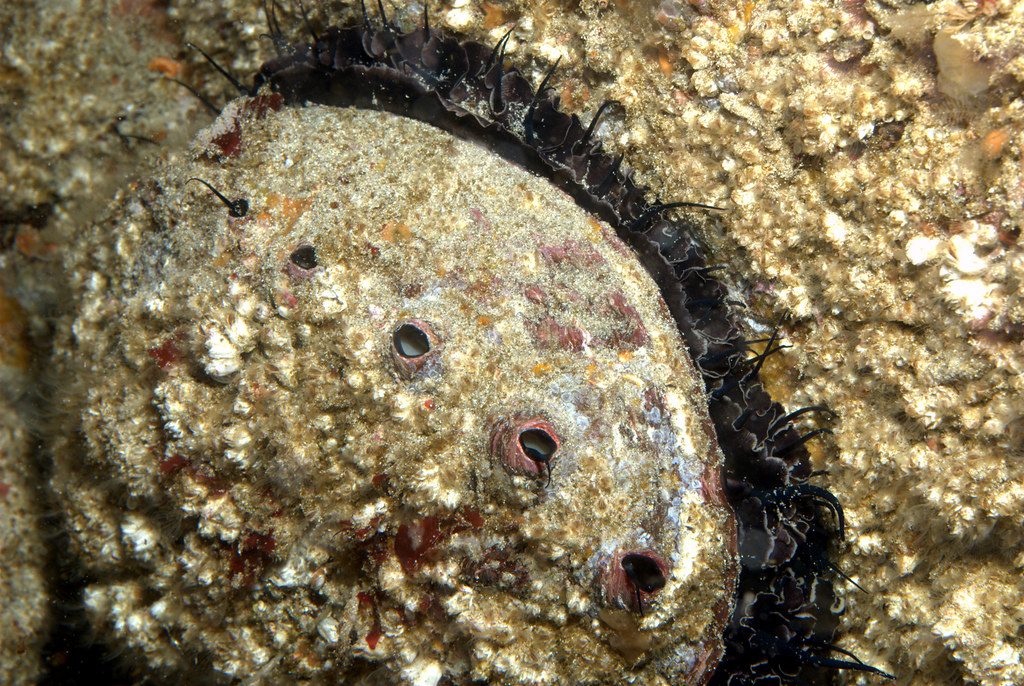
[[50, 104, 737, 684]]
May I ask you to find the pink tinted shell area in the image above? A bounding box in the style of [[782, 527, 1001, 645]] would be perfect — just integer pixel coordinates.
[[390, 318, 443, 379], [600, 549, 670, 613], [488, 415, 560, 478]]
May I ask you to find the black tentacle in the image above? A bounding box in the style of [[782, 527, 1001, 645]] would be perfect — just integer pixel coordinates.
[[186, 178, 249, 218], [524, 57, 561, 144], [186, 42, 250, 95], [632, 200, 725, 231], [579, 98, 618, 152], [296, 0, 318, 42]]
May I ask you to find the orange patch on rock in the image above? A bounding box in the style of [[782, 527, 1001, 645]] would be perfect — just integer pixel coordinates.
[[147, 56, 182, 78], [381, 221, 412, 242], [657, 48, 673, 77], [483, 2, 509, 28], [981, 128, 1010, 160], [264, 193, 313, 230], [14, 226, 57, 260]]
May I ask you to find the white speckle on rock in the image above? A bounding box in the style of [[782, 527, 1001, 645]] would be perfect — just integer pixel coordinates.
[[121, 514, 158, 561], [823, 211, 847, 244], [906, 235, 941, 265], [202, 323, 241, 379], [317, 616, 341, 644], [947, 234, 988, 275]]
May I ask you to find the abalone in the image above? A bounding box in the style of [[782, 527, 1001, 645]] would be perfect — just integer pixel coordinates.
[[50, 102, 737, 684]]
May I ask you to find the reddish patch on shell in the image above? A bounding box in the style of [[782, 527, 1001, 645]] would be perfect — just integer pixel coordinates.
[[14, 226, 58, 259], [469, 207, 492, 230], [465, 275, 505, 305], [285, 263, 317, 282], [601, 550, 670, 613], [459, 507, 485, 530], [228, 531, 277, 584], [538, 240, 606, 267], [997, 223, 1019, 247], [243, 92, 284, 118], [461, 545, 531, 588], [642, 387, 668, 424], [0, 482, 10, 499], [605, 291, 650, 350], [395, 516, 444, 574], [523, 284, 547, 304], [530, 316, 587, 352], [342, 514, 384, 543], [411, 597, 436, 618], [598, 221, 632, 258], [159, 453, 189, 476], [276, 288, 298, 309], [391, 319, 442, 379], [147, 337, 182, 369], [157, 453, 229, 495], [207, 95, 283, 159], [211, 124, 242, 157], [357, 591, 375, 611], [189, 464, 228, 496], [489, 416, 560, 478], [357, 591, 383, 649], [362, 533, 390, 565], [391, 509, 485, 575], [285, 252, 319, 282], [699, 460, 730, 509]]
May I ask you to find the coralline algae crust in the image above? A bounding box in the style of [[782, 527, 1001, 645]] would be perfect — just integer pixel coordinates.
[[52, 103, 737, 684]]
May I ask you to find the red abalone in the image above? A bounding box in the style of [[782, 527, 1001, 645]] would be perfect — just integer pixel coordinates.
[[50, 102, 737, 684]]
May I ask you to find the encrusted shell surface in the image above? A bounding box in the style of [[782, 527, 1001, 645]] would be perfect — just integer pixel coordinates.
[[51, 103, 737, 684]]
